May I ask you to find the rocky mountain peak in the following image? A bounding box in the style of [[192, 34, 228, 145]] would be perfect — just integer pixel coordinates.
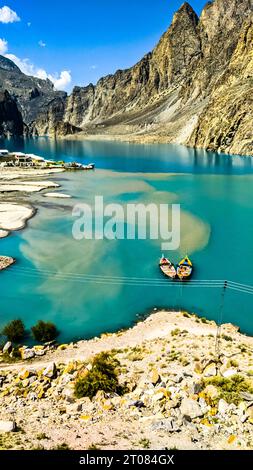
[[174, 2, 199, 23], [199, 0, 253, 40], [0, 55, 20, 73]]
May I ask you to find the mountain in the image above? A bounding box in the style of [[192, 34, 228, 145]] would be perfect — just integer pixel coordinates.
[[0, 0, 253, 156], [0, 90, 23, 136]]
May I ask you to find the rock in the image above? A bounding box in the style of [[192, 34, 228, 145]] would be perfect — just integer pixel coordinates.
[[3, 341, 12, 354], [43, 363, 57, 379], [150, 369, 160, 385], [66, 403, 82, 414], [203, 363, 217, 377], [62, 386, 75, 402], [221, 368, 238, 378], [246, 406, 253, 424], [191, 382, 202, 395], [151, 418, 181, 433], [203, 385, 219, 400], [0, 420, 16, 432], [240, 392, 253, 402], [194, 362, 203, 374], [35, 349, 45, 357], [152, 392, 165, 402], [131, 400, 145, 409], [21, 348, 35, 360], [180, 398, 204, 419], [218, 399, 229, 415]]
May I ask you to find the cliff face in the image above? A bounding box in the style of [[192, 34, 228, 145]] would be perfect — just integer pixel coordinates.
[[57, 0, 253, 156], [1, 0, 253, 156], [0, 90, 23, 136], [0, 55, 66, 129], [188, 17, 253, 155]]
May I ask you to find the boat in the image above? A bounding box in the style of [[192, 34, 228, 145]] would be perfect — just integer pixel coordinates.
[[82, 163, 95, 170], [177, 256, 193, 280], [159, 256, 177, 279]]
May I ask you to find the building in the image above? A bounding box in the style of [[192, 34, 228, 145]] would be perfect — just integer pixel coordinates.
[[0, 149, 9, 157], [13, 152, 33, 167]]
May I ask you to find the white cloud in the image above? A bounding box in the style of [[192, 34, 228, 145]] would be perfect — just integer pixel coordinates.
[[5, 52, 72, 91], [0, 6, 20, 23], [50, 70, 72, 90], [90, 65, 98, 70], [27, 22, 31, 27], [3, 40, 72, 91], [0, 38, 8, 55], [38, 40, 46, 48]]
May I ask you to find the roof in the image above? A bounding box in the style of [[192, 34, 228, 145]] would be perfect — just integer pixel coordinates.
[[26, 154, 45, 161], [13, 152, 26, 157]]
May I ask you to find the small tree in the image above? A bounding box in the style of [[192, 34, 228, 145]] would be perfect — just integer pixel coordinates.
[[2, 319, 25, 342], [31, 320, 59, 343], [75, 352, 125, 399]]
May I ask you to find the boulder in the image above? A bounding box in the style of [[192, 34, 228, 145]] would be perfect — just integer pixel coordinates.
[[150, 369, 160, 385], [3, 341, 12, 354], [247, 406, 253, 424], [43, 363, 57, 379], [35, 349, 45, 357], [190, 382, 201, 395], [203, 385, 219, 400], [203, 363, 217, 377], [218, 399, 229, 415], [152, 392, 165, 402], [180, 398, 204, 419], [0, 420, 16, 432], [21, 349, 35, 360], [240, 392, 253, 402], [221, 368, 238, 378]]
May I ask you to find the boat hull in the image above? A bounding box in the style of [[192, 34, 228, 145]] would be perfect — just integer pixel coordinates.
[[159, 258, 177, 279]]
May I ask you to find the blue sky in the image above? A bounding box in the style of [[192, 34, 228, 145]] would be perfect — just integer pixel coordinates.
[[0, 1, 207, 91]]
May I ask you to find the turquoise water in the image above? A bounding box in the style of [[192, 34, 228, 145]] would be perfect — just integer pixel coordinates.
[[0, 137, 253, 342]]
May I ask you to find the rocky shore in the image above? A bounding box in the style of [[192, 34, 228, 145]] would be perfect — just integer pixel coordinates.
[[0, 256, 15, 271], [0, 310, 252, 450]]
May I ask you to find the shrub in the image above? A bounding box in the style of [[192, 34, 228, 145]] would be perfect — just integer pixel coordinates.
[[202, 375, 253, 405], [31, 321, 59, 343], [171, 328, 181, 337], [74, 352, 125, 399], [222, 335, 232, 342], [1, 319, 25, 342]]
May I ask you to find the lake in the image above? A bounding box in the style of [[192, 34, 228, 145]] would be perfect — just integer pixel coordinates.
[[0, 137, 253, 342]]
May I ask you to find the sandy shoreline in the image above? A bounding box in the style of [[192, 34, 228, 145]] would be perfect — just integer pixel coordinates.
[[0, 167, 65, 239]]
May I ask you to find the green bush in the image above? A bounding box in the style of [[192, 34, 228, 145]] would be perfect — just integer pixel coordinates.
[[202, 375, 253, 404], [74, 352, 125, 399], [1, 319, 25, 342], [31, 321, 59, 343]]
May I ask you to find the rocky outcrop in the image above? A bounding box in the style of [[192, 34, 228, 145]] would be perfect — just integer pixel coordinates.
[[1, 0, 253, 156], [0, 311, 253, 450], [0, 90, 23, 136], [188, 17, 253, 155], [0, 55, 66, 128]]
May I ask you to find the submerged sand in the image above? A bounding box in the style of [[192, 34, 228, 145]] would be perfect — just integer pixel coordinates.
[[0, 203, 35, 231]]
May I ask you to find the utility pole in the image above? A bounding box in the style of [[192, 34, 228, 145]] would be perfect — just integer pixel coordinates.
[[215, 280, 228, 360]]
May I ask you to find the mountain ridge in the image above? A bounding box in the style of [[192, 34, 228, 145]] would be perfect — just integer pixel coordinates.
[[0, 0, 253, 156]]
